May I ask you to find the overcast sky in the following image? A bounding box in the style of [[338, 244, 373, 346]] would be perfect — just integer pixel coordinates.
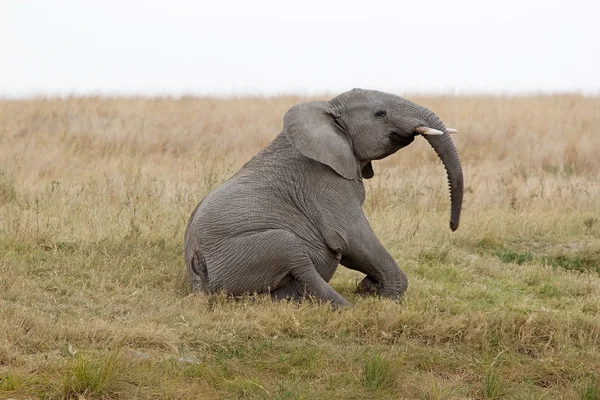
[[1, 0, 599, 97]]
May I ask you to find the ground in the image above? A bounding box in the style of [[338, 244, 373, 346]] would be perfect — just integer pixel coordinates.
[[1, 95, 599, 399]]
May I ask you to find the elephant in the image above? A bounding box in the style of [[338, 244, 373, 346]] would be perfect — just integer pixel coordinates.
[[184, 88, 463, 307]]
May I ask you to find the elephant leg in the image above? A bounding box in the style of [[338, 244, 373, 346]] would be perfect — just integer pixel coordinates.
[[209, 230, 351, 308], [334, 214, 408, 299], [270, 279, 304, 302], [356, 276, 379, 295], [273, 275, 350, 308], [340, 256, 380, 295]]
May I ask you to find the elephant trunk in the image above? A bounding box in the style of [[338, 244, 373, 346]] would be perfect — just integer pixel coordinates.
[[419, 109, 464, 231]]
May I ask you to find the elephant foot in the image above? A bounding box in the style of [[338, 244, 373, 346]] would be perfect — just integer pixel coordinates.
[[272, 280, 351, 309], [271, 281, 304, 303], [356, 276, 379, 296]]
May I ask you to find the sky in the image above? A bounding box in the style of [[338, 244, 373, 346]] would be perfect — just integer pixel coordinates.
[[1, 0, 599, 98]]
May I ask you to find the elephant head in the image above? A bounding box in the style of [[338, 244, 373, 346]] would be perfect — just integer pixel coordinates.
[[284, 88, 464, 231]]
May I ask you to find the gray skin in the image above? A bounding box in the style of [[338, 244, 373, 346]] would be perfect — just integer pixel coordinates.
[[184, 88, 463, 307]]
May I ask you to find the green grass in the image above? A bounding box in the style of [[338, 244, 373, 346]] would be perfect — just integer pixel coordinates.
[[58, 352, 125, 399], [3, 186, 600, 399], [483, 369, 503, 399], [497, 250, 534, 265], [3, 231, 599, 398], [579, 375, 600, 400], [492, 246, 600, 275], [544, 252, 600, 275], [0, 371, 23, 392], [363, 353, 393, 391]]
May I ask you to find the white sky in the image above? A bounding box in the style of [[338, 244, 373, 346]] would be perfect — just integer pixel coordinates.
[[1, 0, 599, 97]]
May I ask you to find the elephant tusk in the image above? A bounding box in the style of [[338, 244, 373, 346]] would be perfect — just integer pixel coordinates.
[[446, 128, 458, 134], [415, 126, 444, 136]]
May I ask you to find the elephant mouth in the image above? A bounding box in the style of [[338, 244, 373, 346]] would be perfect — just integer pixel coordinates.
[[388, 131, 415, 148]]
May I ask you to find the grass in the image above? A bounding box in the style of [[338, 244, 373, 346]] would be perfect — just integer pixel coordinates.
[[0, 371, 23, 392], [363, 353, 393, 391], [579, 375, 600, 400], [1, 94, 600, 398], [58, 352, 125, 399]]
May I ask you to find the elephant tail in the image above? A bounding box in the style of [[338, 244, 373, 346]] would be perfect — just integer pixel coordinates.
[[188, 248, 209, 293], [184, 201, 210, 294]]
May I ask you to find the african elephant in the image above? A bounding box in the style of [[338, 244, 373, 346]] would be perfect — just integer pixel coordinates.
[[184, 88, 463, 307]]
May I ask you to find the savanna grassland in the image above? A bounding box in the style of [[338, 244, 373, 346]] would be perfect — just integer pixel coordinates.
[[1, 94, 600, 399]]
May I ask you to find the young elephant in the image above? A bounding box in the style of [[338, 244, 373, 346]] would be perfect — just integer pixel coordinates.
[[184, 88, 463, 307]]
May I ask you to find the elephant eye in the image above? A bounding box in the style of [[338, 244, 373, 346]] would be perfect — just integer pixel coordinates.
[[374, 109, 386, 118]]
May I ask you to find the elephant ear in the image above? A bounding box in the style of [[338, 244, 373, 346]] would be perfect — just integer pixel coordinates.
[[284, 101, 357, 180], [361, 162, 374, 179]]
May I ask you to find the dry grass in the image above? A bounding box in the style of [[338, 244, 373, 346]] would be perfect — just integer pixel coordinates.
[[1, 94, 600, 399]]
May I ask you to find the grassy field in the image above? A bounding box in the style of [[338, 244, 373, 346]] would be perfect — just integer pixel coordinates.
[[1, 94, 599, 399]]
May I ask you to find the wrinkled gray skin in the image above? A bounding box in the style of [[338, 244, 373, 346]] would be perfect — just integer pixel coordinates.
[[184, 88, 463, 307]]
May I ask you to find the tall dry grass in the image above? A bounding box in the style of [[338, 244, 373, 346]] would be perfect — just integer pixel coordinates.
[[1, 95, 600, 399]]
